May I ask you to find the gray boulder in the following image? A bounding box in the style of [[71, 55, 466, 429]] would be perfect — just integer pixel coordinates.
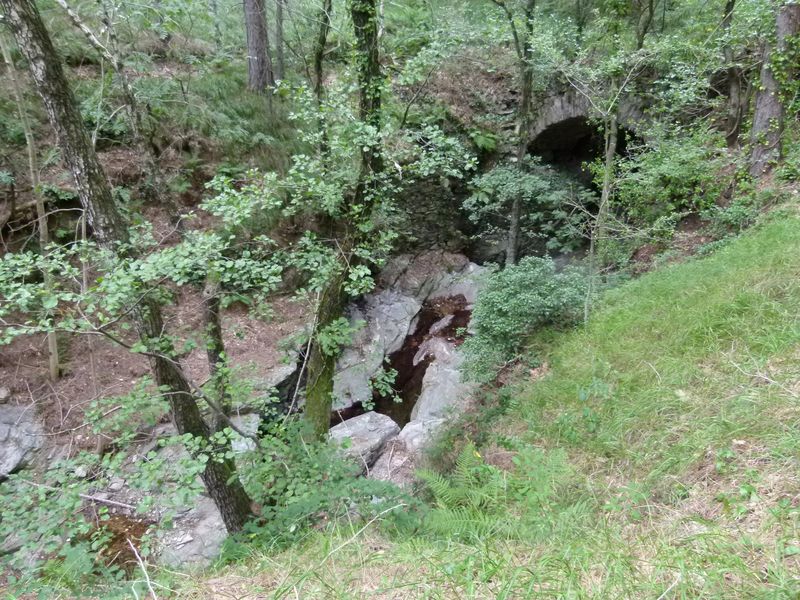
[[369, 418, 445, 487], [410, 338, 473, 421], [329, 411, 400, 473], [333, 291, 420, 411], [0, 405, 43, 479], [157, 496, 227, 569]]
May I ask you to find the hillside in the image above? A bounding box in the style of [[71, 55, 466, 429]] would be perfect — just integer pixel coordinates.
[[176, 208, 800, 599], [3, 0, 800, 597]]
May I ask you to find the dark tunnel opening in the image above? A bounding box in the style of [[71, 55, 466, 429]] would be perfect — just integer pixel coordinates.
[[528, 116, 635, 188]]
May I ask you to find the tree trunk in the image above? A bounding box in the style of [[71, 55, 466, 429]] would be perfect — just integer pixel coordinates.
[[721, 0, 743, 148], [312, 0, 332, 107], [303, 270, 346, 439], [598, 113, 618, 248], [750, 2, 800, 177], [503, 0, 535, 268], [244, 0, 275, 92], [0, 33, 59, 381], [209, 0, 222, 51], [584, 113, 618, 323], [304, 0, 383, 440], [275, 0, 285, 81], [203, 275, 231, 433], [635, 0, 656, 50], [1, 0, 253, 532]]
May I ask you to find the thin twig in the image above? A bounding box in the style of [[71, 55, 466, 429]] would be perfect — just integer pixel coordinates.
[[20, 479, 136, 510], [127, 538, 158, 600]]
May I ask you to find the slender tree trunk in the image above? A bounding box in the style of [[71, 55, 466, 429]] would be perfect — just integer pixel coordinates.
[[722, 0, 743, 148], [502, 0, 535, 267], [598, 113, 618, 243], [312, 0, 333, 154], [275, 0, 285, 81], [0, 33, 59, 381], [750, 2, 800, 177], [635, 0, 656, 50], [304, 0, 383, 440], [584, 112, 618, 323], [203, 275, 231, 433], [1, 0, 253, 532], [312, 0, 332, 107], [244, 0, 275, 92], [209, 0, 223, 51]]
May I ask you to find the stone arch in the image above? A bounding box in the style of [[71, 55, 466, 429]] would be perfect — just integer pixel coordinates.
[[526, 90, 647, 182], [528, 89, 647, 144]]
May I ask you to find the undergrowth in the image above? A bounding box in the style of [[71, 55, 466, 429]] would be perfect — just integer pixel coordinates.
[[172, 205, 800, 599]]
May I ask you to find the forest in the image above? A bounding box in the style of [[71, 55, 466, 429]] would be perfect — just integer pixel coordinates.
[[1, 0, 800, 597]]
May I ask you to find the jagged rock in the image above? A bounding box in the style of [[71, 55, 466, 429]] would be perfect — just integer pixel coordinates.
[[410, 339, 473, 421], [0, 405, 43, 479], [329, 411, 400, 473], [0, 386, 11, 404], [126, 420, 260, 568], [229, 413, 261, 453], [379, 251, 471, 302], [369, 419, 445, 487], [333, 291, 420, 411], [332, 253, 485, 413], [157, 496, 227, 568]]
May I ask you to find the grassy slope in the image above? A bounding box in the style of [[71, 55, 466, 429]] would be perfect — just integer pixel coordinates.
[[186, 208, 800, 599]]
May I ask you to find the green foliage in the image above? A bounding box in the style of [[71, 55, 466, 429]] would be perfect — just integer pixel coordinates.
[[614, 128, 726, 225], [419, 441, 570, 541], [463, 257, 588, 381], [702, 187, 788, 236], [464, 157, 590, 255], [317, 317, 362, 357], [223, 419, 414, 556]]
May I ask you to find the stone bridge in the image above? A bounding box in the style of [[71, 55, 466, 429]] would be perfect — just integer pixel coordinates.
[[527, 89, 648, 161]]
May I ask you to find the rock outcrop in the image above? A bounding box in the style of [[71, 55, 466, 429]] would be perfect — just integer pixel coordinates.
[[332, 251, 486, 415], [0, 404, 43, 480], [329, 411, 400, 474]]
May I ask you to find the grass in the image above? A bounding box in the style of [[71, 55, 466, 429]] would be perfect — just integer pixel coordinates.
[[79, 206, 800, 599]]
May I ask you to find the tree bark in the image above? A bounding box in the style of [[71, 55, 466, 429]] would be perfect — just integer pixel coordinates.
[[312, 0, 332, 107], [1, 0, 253, 532], [203, 275, 231, 433], [492, 0, 535, 267], [0, 33, 59, 381], [721, 0, 744, 148], [244, 0, 275, 92], [275, 0, 286, 81], [304, 0, 383, 440], [209, 0, 223, 51], [750, 2, 800, 177], [635, 0, 656, 50], [312, 0, 333, 154]]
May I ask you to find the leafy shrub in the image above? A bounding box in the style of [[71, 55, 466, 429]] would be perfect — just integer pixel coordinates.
[[463, 257, 588, 381], [614, 129, 725, 225], [702, 188, 788, 236], [463, 158, 590, 257], [223, 420, 415, 557]]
